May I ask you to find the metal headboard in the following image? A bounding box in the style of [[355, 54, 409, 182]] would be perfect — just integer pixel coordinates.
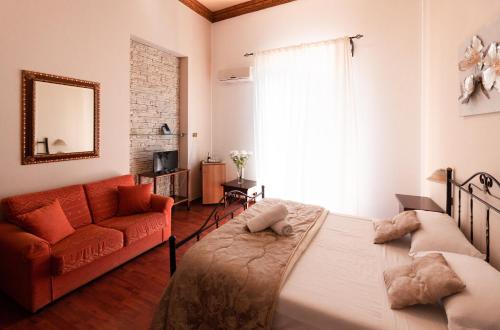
[[446, 168, 500, 262]]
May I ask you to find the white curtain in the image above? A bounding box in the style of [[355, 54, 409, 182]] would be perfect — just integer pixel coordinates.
[[254, 37, 358, 214]]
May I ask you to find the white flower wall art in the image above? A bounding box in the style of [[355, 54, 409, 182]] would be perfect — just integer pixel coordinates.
[[482, 43, 500, 91], [458, 36, 487, 104], [458, 19, 500, 117]]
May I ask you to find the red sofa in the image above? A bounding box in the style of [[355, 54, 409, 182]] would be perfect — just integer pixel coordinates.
[[0, 174, 173, 312]]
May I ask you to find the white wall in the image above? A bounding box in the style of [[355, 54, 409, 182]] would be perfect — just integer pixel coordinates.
[[211, 0, 422, 218], [422, 0, 500, 205], [421, 0, 500, 267], [0, 0, 211, 201], [7, 0, 496, 221]]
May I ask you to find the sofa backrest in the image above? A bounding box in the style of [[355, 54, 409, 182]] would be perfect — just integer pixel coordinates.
[[2, 185, 92, 229], [83, 175, 135, 223]]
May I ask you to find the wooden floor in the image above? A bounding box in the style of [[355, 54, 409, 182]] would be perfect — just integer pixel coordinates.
[[0, 201, 232, 330]]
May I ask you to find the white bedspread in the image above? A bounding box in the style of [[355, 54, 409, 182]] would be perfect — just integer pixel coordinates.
[[272, 213, 448, 330]]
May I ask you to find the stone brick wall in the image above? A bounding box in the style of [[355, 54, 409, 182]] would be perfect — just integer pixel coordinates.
[[130, 40, 179, 195]]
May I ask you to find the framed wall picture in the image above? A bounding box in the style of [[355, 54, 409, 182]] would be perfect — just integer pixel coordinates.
[[458, 18, 500, 117]]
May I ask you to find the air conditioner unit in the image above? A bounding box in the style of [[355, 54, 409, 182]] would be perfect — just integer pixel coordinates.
[[218, 67, 253, 83]]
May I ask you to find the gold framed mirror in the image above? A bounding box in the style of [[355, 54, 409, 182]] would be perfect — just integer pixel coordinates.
[[21, 70, 100, 164]]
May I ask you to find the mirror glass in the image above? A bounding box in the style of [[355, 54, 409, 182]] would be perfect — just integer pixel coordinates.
[[34, 81, 95, 155]]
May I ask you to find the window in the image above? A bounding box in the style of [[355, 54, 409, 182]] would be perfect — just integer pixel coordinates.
[[254, 38, 358, 214]]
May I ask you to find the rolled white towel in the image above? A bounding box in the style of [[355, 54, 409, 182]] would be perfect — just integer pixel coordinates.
[[247, 204, 288, 233], [271, 220, 293, 236]]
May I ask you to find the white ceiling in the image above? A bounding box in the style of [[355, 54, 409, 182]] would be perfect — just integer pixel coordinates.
[[198, 0, 247, 11]]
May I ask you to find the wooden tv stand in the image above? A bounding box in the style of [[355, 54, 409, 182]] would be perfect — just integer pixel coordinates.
[[137, 169, 190, 209]]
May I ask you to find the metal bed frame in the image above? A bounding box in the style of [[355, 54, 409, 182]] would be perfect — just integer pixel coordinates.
[[168, 187, 265, 275], [167, 168, 500, 275], [445, 168, 500, 262]]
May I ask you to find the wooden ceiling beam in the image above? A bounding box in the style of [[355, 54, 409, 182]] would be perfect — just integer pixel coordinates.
[[179, 0, 213, 22], [179, 0, 296, 23], [212, 0, 295, 22]]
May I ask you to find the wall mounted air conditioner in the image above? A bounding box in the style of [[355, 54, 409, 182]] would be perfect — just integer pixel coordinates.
[[218, 67, 253, 83]]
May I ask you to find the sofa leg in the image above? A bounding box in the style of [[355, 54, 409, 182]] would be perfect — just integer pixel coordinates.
[[169, 235, 176, 276]]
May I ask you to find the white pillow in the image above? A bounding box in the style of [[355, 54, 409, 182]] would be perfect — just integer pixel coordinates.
[[441, 252, 500, 330], [409, 210, 485, 259]]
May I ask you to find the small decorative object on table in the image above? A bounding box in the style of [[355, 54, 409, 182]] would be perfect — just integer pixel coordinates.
[[229, 150, 252, 184]]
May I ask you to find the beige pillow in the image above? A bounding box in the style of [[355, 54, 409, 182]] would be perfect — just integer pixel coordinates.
[[383, 253, 465, 309], [373, 210, 420, 243], [442, 252, 500, 330], [409, 211, 485, 259]]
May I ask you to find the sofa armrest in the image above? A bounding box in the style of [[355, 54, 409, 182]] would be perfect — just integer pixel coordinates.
[[151, 194, 174, 216], [151, 195, 174, 239], [0, 221, 52, 312]]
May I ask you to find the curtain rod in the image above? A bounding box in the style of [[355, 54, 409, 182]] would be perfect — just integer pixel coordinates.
[[244, 34, 364, 57]]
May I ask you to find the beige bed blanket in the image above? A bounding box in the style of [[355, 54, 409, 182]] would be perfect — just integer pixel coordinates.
[[151, 199, 328, 330]]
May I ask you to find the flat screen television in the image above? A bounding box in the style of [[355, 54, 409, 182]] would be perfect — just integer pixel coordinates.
[[153, 150, 178, 174]]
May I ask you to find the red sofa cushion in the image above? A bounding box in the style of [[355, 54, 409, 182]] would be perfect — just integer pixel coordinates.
[[84, 175, 135, 223], [117, 183, 153, 216], [51, 224, 123, 276], [17, 199, 75, 245], [98, 212, 165, 246], [2, 185, 92, 229]]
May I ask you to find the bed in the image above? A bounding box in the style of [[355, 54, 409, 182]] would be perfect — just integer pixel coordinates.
[[152, 169, 500, 330], [272, 213, 447, 330]]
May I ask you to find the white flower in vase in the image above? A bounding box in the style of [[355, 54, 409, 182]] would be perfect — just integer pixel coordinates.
[[229, 150, 252, 184]]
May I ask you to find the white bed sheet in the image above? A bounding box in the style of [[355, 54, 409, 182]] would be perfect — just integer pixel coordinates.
[[272, 213, 448, 330]]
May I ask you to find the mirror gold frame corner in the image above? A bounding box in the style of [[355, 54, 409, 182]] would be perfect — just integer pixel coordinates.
[[21, 70, 100, 165]]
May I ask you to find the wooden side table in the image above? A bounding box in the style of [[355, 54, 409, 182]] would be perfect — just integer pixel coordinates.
[[222, 179, 264, 206], [138, 169, 190, 209], [395, 194, 444, 213]]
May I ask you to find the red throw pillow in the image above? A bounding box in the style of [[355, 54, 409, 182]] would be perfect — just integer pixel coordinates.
[[117, 183, 153, 216], [17, 199, 75, 245]]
